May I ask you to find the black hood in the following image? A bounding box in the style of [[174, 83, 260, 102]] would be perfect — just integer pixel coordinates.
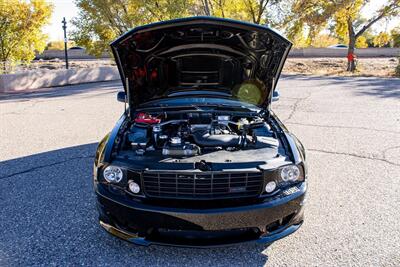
[[111, 17, 292, 109]]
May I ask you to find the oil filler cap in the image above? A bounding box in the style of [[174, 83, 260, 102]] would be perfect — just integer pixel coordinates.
[[195, 160, 211, 171]]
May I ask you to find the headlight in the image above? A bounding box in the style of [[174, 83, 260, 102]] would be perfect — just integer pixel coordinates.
[[103, 166, 123, 183], [280, 165, 301, 182]]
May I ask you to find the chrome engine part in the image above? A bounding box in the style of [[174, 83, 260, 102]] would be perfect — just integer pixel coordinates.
[[125, 112, 275, 157]]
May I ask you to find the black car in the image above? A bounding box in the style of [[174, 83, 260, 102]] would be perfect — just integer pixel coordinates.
[[94, 17, 307, 247]]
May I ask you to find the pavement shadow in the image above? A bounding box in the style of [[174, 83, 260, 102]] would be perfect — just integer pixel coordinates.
[[351, 77, 400, 99], [0, 143, 270, 266], [0, 80, 122, 102], [282, 74, 400, 99]]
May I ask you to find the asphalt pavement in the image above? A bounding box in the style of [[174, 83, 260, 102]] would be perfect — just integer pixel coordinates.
[[0, 75, 399, 266]]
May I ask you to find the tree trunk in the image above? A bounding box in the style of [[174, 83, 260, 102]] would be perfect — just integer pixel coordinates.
[[347, 18, 357, 72], [347, 34, 356, 72], [0, 41, 7, 73], [203, 0, 211, 16], [344, 3, 395, 72]]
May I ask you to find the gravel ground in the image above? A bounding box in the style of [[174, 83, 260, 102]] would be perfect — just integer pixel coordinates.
[[284, 57, 399, 77], [0, 76, 399, 266]]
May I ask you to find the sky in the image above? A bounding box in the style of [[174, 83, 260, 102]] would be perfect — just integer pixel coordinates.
[[43, 0, 400, 41], [43, 0, 78, 41]]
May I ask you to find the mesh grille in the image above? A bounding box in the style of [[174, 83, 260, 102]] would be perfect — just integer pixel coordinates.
[[142, 171, 263, 199]]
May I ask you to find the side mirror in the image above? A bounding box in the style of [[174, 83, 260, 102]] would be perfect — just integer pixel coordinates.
[[117, 91, 126, 103], [272, 90, 280, 102]]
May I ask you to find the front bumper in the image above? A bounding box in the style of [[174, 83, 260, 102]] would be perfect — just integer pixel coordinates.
[[95, 182, 306, 247]]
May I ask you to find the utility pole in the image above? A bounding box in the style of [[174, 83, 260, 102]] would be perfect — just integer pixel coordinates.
[[62, 17, 69, 69]]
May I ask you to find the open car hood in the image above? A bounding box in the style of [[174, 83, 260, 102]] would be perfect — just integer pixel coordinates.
[[111, 17, 292, 108]]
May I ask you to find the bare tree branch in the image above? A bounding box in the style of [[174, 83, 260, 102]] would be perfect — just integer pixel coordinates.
[[356, 1, 400, 37]]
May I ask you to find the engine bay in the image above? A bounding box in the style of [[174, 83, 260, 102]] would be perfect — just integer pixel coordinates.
[[120, 110, 280, 158]]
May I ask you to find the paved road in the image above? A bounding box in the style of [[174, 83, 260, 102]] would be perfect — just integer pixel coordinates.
[[1, 76, 399, 266]]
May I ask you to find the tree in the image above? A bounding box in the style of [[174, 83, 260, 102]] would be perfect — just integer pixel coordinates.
[[286, 0, 400, 71], [71, 0, 192, 56], [355, 35, 368, 48], [310, 34, 339, 48], [361, 30, 375, 47], [391, 27, 400, 47], [329, 16, 372, 47], [0, 0, 53, 73], [334, 0, 400, 71], [285, 0, 340, 46], [198, 0, 250, 21], [46, 41, 76, 50], [243, 0, 273, 24], [198, 0, 274, 24], [372, 32, 391, 47], [72, 0, 285, 56]]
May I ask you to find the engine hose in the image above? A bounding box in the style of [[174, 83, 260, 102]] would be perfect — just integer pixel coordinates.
[[191, 131, 247, 148]]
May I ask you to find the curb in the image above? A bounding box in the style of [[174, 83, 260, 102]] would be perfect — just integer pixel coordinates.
[[0, 66, 120, 93]]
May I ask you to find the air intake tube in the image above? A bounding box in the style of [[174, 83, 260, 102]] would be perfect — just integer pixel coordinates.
[[191, 131, 246, 148]]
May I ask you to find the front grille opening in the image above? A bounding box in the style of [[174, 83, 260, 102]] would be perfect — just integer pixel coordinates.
[[147, 227, 261, 246], [142, 171, 263, 200], [265, 212, 295, 233], [142, 197, 263, 209]]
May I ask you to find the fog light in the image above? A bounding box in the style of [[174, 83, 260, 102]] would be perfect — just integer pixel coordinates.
[[128, 181, 140, 194], [103, 166, 123, 183], [265, 181, 277, 193], [280, 165, 300, 182]]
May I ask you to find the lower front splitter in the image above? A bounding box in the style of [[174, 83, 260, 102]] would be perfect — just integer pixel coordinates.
[[99, 220, 303, 248]]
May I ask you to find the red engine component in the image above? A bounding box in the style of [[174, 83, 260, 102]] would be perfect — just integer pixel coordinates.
[[134, 112, 161, 124]]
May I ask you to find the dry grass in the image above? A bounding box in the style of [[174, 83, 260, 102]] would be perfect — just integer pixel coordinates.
[[283, 57, 399, 77]]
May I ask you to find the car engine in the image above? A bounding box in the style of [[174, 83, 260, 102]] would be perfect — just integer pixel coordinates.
[[122, 111, 277, 157]]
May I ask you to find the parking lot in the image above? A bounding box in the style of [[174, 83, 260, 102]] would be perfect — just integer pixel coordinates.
[[0, 75, 399, 266]]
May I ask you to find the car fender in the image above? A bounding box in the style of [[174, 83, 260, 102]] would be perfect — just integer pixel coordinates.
[[269, 111, 306, 172], [96, 113, 127, 166]]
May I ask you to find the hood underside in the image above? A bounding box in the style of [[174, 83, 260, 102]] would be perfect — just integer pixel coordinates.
[[111, 17, 292, 108]]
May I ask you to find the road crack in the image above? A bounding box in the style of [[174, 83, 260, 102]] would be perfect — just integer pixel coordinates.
[[0, 155, 93, 180], [286, 122, 400, 135], [283, 92, 312, 122], [308, 148, 400, 167]]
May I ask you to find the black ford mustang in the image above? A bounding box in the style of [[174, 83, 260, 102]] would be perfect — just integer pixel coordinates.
[[94, 17, 307, 247]]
